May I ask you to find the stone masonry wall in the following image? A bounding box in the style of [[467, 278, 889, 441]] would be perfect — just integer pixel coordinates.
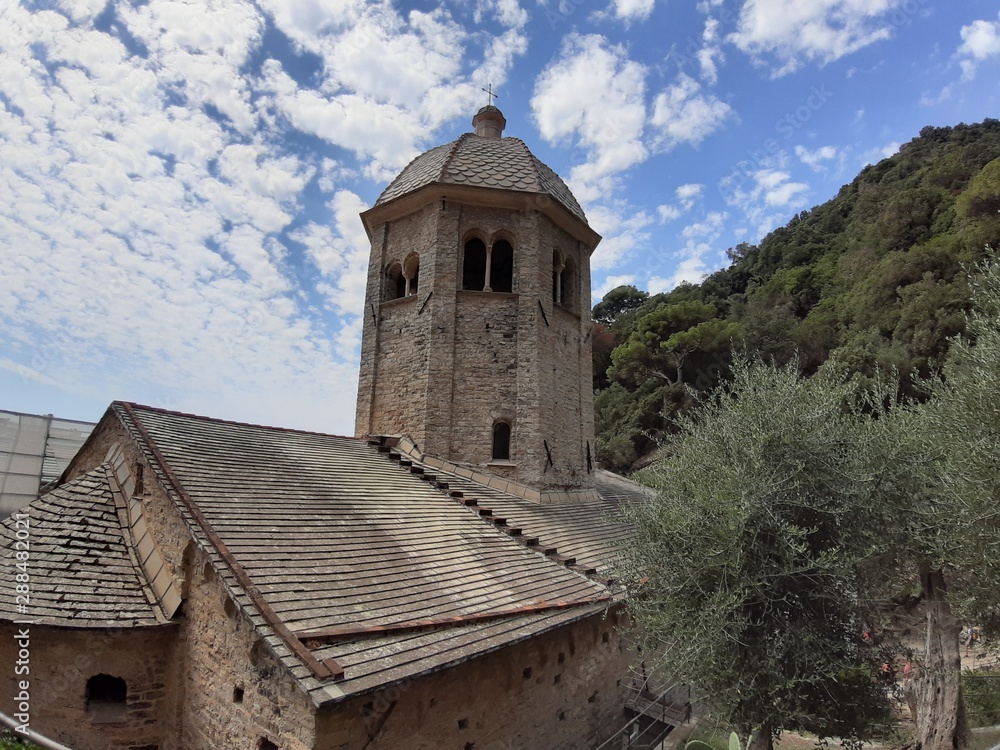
[[447, 291, 519, 465], [357, 206, 438, 447], [58, 416, 319, 749], [0, 623, 177, 750], [356, 194, 597, 490], [313, 607, 633, 750]]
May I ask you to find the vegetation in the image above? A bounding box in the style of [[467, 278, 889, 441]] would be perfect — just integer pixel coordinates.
[[594, 120, 1000, 473], [964, 670, 1000, 728], [618, 359, 903, 749], [0, 734, 40, 750], [617, 257, 1000, 749]]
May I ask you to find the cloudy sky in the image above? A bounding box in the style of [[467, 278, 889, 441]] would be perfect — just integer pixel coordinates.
[[2, 0, 999, 435]]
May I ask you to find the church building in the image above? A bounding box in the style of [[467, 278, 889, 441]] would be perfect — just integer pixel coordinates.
[[0, 107, 680, 749]]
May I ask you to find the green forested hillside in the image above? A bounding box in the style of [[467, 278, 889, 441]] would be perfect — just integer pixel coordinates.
[[594, 119, 1000, 472]]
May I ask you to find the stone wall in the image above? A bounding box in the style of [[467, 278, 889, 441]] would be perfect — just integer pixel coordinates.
[[356, 197, 597, 491], [314, 607, 633, 750], [54, 416, 319, 749], [0, 623, 177, 750]]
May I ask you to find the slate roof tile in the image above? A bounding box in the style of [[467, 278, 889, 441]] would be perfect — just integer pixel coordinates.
[[113, 403, 617, 703], [375, 133, 587, 222], [0, 465, 164, 628]]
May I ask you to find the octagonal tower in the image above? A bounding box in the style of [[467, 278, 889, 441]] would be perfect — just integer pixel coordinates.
[[355, 106, 601, 492]]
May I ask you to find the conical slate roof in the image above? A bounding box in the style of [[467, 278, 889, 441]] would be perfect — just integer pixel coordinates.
[[375, 132, 587, 222]]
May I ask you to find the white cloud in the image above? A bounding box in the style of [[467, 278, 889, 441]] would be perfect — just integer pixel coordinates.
[[656, 183, 704, 224], [730, 0, 905, 76], [795, 144, 839, 171], [650, 73, 732, 151], [593, 274, 638, 301], [720, 164, 809, 237], [647, 245, 714, 292], [532, 34, 648, 201], [0, 0, 534, 435], [957, 14, 1000, 80], [613, 0, 655, 23], [682, 211, 728, 239], [586, 204, 655, 271], [698, 17, 726, 84]]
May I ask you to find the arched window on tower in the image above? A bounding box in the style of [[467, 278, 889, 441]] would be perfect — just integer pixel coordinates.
[[560, 256, 577, 311], [490, 240, 513, 293], [385, 262, 405, 301], [403, 253, 420, 296], [463, 238, 487, 291], [87, 674, 127, 723], [492, 421, 512, 461]]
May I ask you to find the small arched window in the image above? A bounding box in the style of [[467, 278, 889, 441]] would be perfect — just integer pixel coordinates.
[[87, 674, 127, 723], [403, 253, 420, 296], [560, 256, 577, 311], [463, 239, 487, 291], [385, 262, 405, 301], [490, 240, 513, 293], [492, 421, 511, 461]]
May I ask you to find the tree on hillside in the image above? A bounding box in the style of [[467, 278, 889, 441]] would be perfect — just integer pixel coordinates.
[[618, 361, 906, 749], [896, 256, 1000, 749]]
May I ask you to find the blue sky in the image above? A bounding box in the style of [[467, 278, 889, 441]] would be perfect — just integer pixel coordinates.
[[2, 0, 999, 435]]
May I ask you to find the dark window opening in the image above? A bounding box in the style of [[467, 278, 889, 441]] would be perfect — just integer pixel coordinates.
[[492, 422, 511, 461], [463, 239, 487, 290], [258, 740, 279, 750], [522, 666, 532, 679], [233, 686, 245, 703], [385, 262, 405, 300], [86, 674, 127, 723], [490, 240, 513, 293]]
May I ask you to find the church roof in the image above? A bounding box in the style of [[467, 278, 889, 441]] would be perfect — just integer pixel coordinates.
[[104, 403, 629, 704], [0, 464, 166, 628], [374, 133, 588, 222]]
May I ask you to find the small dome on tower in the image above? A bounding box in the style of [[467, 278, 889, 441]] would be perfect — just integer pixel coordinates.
[[373, 108, 587, 223]]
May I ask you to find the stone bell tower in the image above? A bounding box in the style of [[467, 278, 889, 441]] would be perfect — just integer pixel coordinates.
[[355, 106, 601, 492]]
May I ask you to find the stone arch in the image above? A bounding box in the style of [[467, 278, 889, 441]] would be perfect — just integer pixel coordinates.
[[403, 252, 420, 296], [492, 420, 512, 461], [385, 261, 405, 300], [560, 255, 577, 311]]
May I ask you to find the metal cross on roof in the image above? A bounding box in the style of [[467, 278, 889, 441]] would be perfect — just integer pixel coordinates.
[[482, 84, 499, 106]]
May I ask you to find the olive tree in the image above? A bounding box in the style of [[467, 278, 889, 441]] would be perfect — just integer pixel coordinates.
[[618, 361, 909, 749]]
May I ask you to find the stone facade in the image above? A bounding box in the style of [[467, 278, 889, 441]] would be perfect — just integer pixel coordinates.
[[0, 623, 177, 750], [356, 137, 600, 491], [315, 608, 633, 750]]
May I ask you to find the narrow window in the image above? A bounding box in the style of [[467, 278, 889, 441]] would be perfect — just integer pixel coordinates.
[[86, 674, 127, 723], [385, 262, 404, 300], [490, 240, 513, 293], [492, 421, 511, 461], [560, 257, 577, 311], [463, 239, 487, 290]]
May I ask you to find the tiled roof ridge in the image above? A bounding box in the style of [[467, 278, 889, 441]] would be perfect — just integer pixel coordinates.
[[365, 438, 612, 584], [112, 401, 357, 440], [115, 402, 347, 684], [437, 132, 470, 182]]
